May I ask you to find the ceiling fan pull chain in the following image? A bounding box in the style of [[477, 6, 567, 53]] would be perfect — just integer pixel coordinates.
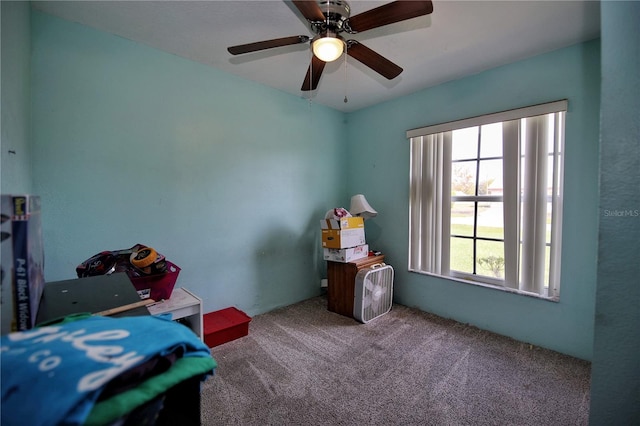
[[307, 47, 314, 121], [343, 52, 348, 103], [306, 46, 313, 101]]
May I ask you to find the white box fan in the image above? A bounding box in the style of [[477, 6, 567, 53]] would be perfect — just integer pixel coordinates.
[[353, 263, 394, 323]]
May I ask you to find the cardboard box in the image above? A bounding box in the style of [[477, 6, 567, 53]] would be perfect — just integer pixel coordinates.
[[323, 244, 369, 262], [320, 217, 364, 230], [1, 195, 45, 332], [320, 216, 366, 248], [322, 228, 366, 249], [204, 307, 251, 348]]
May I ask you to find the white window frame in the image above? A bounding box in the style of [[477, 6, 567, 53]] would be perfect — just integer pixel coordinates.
[[407, 100, 566, 300]]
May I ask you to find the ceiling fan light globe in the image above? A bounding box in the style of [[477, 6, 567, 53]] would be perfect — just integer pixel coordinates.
[[312, 37, 344, 62]]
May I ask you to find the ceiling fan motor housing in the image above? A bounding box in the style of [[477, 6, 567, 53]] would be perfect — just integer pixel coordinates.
[[312, 0, 351, 34]]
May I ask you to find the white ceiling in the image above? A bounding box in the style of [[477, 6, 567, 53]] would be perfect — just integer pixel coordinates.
[[32, 0, 601, 113]]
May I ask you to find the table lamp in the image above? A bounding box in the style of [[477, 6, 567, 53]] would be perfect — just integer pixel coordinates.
[[349, 194, 377, 219]]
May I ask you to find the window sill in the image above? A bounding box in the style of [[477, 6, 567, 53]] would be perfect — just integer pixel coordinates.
[[408, 268, 560, 302]]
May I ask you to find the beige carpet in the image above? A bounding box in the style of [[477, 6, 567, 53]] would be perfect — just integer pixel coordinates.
[[200, 296, 590, 425]]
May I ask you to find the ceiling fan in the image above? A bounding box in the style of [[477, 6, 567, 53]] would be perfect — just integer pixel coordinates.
[[227, 0, 434, 91]]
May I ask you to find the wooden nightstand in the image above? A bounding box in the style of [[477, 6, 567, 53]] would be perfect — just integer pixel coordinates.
[[327, 254, 385, 318]]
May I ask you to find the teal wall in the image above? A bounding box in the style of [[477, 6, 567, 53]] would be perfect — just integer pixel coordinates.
[[29, 11, 346, 316], [5, 2, 638, 420], [11, 8, 605, 360], [1, 1, 32, 194], [1, 1, 32, 334], [590, 1, 640, 424], [346, 40, 601, 360]]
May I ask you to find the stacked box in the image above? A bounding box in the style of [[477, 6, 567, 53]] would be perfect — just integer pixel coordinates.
[[320, 216, 368, 262], [323, 244, 369, 262], [1, 195, 45, 333]]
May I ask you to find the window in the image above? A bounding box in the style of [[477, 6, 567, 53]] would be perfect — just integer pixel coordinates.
[[408, 101, 566, 300]]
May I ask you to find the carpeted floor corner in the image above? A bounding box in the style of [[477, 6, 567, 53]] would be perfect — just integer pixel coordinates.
[[200, 296, 590, 425]]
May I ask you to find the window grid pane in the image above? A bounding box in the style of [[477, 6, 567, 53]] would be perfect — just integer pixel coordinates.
[[451, 201, 475, 237], [450, 236, 474, 274], [476, 240, 506, 279], [452, 161, 478, 196]]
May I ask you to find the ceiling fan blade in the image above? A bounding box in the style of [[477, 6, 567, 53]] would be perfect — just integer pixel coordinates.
[[301, 55, 326, 91], [346, 1, 433, 33], [347, 41, 403, 80], [292, 0, 326, 22], [228, 35, 309, 55]]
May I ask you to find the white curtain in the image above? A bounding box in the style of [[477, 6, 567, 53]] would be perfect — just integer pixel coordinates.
[[502, 112, 565, 296], [502, 119, 520, 290], [409, 133, 451, 275], [520, 115, 550, 294]]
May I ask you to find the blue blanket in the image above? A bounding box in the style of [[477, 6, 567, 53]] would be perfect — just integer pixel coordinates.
[[1, 315, 215, 426]]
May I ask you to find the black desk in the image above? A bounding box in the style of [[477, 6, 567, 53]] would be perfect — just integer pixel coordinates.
[[34, 272, 203, 425], [36, 273, 149, 324]]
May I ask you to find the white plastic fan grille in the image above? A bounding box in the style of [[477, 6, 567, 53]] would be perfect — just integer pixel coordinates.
[[354, 264, 394, 323]]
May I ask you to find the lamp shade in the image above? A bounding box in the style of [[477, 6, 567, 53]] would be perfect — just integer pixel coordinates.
[[350, 194, 377, 219]]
